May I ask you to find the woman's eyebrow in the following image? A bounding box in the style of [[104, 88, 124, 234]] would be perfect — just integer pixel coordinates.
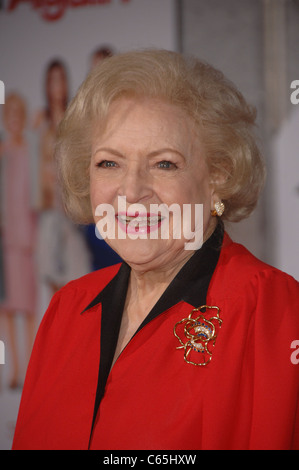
[[93, 147, 125, 158], [94, 146, 186, 159], [147, 148, 186, 160]]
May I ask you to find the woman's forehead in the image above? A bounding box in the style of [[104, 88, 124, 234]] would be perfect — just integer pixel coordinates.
[[92, 96, 199, 147]]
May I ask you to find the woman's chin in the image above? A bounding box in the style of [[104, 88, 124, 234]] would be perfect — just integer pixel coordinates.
[[108, 239, 161, 266], [106, 236, 190, 272]]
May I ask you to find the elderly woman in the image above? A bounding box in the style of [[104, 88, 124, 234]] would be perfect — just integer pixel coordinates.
[[13, 50, 299, 450]]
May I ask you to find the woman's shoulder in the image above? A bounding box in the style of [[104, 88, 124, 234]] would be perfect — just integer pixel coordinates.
[[45, 263, 122, 316], [211, 233, 299, 300], [26, 263, 123, 362], [60, 262, 122, 297]]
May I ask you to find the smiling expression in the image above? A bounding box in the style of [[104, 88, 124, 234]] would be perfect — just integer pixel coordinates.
[[90, 96, 217, 271]]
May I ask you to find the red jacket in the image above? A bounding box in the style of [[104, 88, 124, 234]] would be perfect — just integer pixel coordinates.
[[12, 231, 299, 450]]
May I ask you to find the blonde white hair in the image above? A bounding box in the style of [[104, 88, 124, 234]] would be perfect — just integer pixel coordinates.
[[55, 48, 265, 224]]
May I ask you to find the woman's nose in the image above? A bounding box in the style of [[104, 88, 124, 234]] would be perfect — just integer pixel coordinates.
[[118, 165, 153, 203]]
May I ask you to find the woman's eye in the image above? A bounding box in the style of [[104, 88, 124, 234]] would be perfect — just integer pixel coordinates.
[[97, 160, 117, 168], [157, 160, 176, 169]]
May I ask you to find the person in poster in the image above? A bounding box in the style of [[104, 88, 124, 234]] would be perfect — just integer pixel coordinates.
[[0, 93, 37, 389], [34, 59, 90, 300]]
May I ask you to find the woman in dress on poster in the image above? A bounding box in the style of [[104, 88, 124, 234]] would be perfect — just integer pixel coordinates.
[[34, 59, 90, 301], [0, 93, 36, 388]]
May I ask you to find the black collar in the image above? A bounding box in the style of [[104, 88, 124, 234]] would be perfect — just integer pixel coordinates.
[[88, 222, 224, 445], [84, 221, 224, 315]]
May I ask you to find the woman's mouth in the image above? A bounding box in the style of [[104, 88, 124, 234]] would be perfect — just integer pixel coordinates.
[[116, 212, 164, 234]]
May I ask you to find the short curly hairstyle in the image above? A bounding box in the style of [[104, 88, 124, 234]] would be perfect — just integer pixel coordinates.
[[55, 48, 265, 224]]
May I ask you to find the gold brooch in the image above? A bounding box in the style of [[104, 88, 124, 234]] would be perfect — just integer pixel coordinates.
[[173, 305, 222, 366]]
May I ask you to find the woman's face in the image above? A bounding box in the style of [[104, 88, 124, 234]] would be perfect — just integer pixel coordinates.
[[90, 97, 217, 272]]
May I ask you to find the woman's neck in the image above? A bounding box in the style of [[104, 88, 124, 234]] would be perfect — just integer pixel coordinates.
[[112, 251, 195, 367], [125, 249, 194, 323], [125, 216, 217, 320]]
